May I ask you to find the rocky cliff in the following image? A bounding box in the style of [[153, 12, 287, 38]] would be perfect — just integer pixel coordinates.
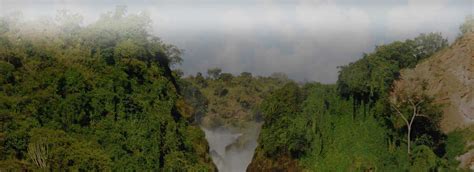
[[399, 32, 473, 133], [398, 32, 474, 169]]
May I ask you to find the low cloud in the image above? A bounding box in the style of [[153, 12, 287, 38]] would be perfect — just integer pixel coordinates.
[[1, 0, 471, 83], [149, 1, 374, 82], [386, 0, 471, 41]]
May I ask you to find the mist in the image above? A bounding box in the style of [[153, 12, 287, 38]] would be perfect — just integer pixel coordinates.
[[1, 0, 473, 171], [202, 123, 262, 172], [1, 0, 471, 83]]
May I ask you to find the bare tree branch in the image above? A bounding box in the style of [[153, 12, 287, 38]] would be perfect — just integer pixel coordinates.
[[391, 104, 409, 125]]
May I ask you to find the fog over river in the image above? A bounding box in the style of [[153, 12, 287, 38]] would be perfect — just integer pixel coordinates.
[[201, 123, 262, 172]]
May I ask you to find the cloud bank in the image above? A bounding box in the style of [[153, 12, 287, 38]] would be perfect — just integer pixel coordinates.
[[1, 0, 472, 83]]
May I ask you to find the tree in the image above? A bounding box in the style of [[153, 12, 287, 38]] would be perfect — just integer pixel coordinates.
[[270, 72, 289, 83], [257, 82, 309, 157], [219, 73, 233, 83], [459, 15, 474, 35], [213, 87, 228, 97], [240, 72, 252, 78], [389, 76, 441, 155], [337, 32, 447, 116], [410, 145, 438, 171], [173, 69, 184, 78], [0, 7, 215, 171], [412, 32, 448, 62], [207, 68, 222, 79], [194, 72, 207, 87]]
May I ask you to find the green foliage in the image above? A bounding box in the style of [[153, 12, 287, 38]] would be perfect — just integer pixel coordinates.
[[410, 145, 438, 171], [0, 6, 464, 172], [303, 115, 390, 171], [337, 55, 398, 106], [213, 86, 229, 97], [261, 83, 302, 123], [337, 32, 447, 111], [195, 72, 208, 87], [185, 70, 287, 128], [444, 129, 469, 169], [25, 128, 111, 170], [253, 32, 457, 171], [255, 81, 456, 171], [331, 31, 454, 171], [207, 68, 222, 79], [412, 33, 448, 60], [240, 72, 252, 78], [0, 8, 213, 171], [302, 84, 392, 171], [259, 82, 308, 157], [180, 79, 209, 122], [254, 82, 392, 170], [388, 75, 447, 167], [219, 73, 233, 83]]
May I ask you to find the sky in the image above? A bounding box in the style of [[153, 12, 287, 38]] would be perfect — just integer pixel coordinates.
[[1, 0, 472, 83]]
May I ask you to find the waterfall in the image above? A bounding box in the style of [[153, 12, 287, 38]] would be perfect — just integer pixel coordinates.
[[201, 123, 262, 172]]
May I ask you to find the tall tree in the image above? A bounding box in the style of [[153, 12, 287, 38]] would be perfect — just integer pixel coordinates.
[[207, 68, 222, 79], [389, 76, 441, 155], [459, 15, 474, 35]]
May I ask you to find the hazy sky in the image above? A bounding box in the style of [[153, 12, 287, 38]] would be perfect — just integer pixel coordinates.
[[1, 0, 472, 83]]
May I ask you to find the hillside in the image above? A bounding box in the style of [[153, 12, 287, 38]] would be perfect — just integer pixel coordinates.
[[1, 6, 471, 171], [398, 33, 473, 133], [184, 72, 288, 128], [397, 32, 474, 169], [0, 10, 215, 171], [248, 32, 468, 171], [182, 71, 288, 172]]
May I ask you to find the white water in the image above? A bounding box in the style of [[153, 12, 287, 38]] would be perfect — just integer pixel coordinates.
[[201, 123, 261, 172]]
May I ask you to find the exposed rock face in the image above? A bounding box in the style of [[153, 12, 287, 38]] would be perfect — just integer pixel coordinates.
[[457, 141, 474, 170], [399, 32, 474, 169], [399, 32, 474, 133]]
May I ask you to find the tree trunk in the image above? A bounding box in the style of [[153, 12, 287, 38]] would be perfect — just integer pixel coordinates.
[[407, 126, 411, 155]]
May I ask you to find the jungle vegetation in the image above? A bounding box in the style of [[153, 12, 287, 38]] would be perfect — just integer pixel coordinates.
[[0, 7, 472, 172], [0, 8, 215, 171], [249, 28, 472, 171]]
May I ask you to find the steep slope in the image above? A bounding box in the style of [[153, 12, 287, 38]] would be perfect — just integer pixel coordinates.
[[398, 32, 474, 133], [184, 73, 288, 128], [183, 73, 288, 171], [398, 32, 474, 169], [0, 10, 215, 171]]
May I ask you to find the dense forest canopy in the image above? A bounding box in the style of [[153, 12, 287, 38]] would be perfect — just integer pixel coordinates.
[[249, 17, 474, 171], [183, 69, 290, 128], [0, 5, 472, 172], [0, 8, 215, 171]]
